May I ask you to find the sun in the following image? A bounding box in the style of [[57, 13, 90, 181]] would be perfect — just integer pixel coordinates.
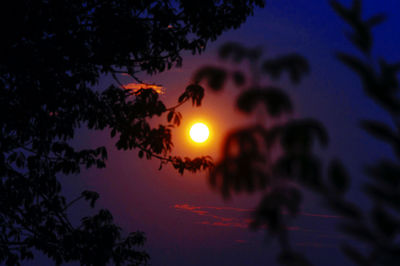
[[189, 123, 210, 143]]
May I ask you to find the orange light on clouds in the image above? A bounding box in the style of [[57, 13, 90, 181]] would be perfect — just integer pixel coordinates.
[[124, 83, 164, 94]]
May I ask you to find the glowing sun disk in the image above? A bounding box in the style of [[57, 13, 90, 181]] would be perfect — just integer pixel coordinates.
[[189, 123, 209, 143]]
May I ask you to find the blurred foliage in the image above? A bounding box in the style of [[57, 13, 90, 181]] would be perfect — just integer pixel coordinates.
[[0, 0, 264, 265], [191, 0, 400, 265], [191, 40, 322, 266], [331, 1, 400, 265]]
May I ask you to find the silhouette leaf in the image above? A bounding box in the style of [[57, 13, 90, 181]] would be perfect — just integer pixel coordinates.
[[167, 111, 174, 122], [330, 0, 376, 53], [335, 53, 400, 112], [262, 54, 310, 84], [366, 160, 400, 187], [236, 87, 293, 116], [210, 127, 269, 199], [328, 159, 349, 194], [82, 190, 100, 208], [232, 71, 246, 87], [281, 119, 329, 152], [193, 66, 227, 91], [341, 244, 371, 266], [180, 84, 205, 106], [371, 206, 398, 238], [252, 187, 302, 232], [218, 42, 248, 62], [278, 251, 313, 266], [360, 120, 398, 145], [328, 198, 362, 220], [366, 14, 386, 27], [336, 53, 374, 83], [274, 154, 322, 190], [340, 222, 375, 243]]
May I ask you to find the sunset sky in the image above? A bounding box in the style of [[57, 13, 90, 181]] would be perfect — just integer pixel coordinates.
[[38, 1, 400, 265]]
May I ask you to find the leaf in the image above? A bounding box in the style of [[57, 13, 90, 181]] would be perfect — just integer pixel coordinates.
[[232, 71, 245, 87], [210, 127, 270, 199], [281, 119, 329, 151], [336, 52, 374, 81], [371, 206, 398, 238], [7, 152, 17, 163], [98, 146, 108, 160], [274, 154, 322, 190], [328, 159, 349, 194], [15, 152, 26, 168], [366, 160, 400, 187], [363, 185, 397, 207], [365, 14, 386, 27], [236, 87, 293, 116], [378, 59, 400, 94], [110, 128, 116, 138], [328, 198, 362, 220], [252, 187, 302, 233], [330, 0, 385, 54], [278, 251, 313, 266], [178, 92, 188, 103], [340, 222, 375, 243], [337, 53, 400, 113], [173, 115, 181, 126], [262, 54, 309, 84], [167, 111, 174, 122], [360, 120, 398, 145], [341, 244, 371, 266], [193, 66, 227, 91], [330, 0, 350, 22], [184, 84, 204, 106], [81, 190, 100, 208], [218, 42, 247, 62]]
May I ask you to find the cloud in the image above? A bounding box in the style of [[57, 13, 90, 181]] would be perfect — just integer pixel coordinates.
[[123, 83, 164, 94], [174, 204, 248, 223], [197, 221, 248, 229], [174, 204, 306, 231], [173, 203, 342, 235], [174, 204, 341, 220], [173, 203, 344, 248], [174, 204, 248, 229], [174, 204, 249, 213]]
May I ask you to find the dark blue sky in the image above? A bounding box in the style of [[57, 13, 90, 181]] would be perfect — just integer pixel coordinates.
[[24, 1, 400, 265]]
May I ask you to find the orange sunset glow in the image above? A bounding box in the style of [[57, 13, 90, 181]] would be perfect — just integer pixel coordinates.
[[124, 83, 164, 94]]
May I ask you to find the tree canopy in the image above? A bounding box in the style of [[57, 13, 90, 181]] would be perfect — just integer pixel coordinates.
[[0, 0, 264, 265]]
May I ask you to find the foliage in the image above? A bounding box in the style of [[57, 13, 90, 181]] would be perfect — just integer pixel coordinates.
[[330, 1, 400, 264], [194, 41, 321, 265], [0, 0, 264, 265], [191, 0, 400, 265]]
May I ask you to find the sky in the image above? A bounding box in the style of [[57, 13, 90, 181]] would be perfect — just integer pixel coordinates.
[[26, 1, 400, 265]]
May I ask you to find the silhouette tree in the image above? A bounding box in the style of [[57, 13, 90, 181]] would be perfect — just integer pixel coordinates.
[[189, 0, 400, 265], [0, 0, 265, 265]]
